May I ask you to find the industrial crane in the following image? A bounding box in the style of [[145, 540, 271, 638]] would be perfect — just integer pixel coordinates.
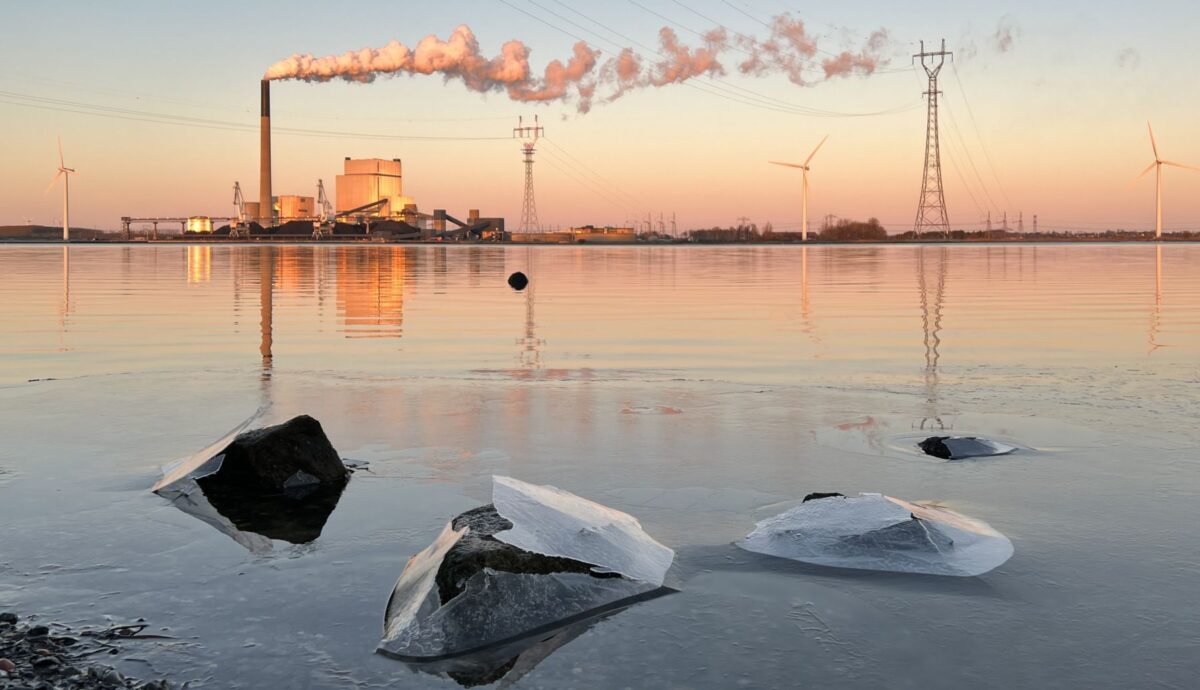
[[231, 182, 248, 238], [314, 179, 333, 239]]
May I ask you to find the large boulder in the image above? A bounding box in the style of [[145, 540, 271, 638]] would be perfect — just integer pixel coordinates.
[[379, 476, 675, 664], [196, 415, 347, 493], [154, 414, 349, 549]]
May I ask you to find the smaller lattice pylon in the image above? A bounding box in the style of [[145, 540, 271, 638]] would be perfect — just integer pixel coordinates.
[[514, 116, 545, 233]]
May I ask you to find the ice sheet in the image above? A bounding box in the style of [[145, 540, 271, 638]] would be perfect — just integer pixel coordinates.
[[151, 406, 270, 492], [383, 521, 466, 646], [737, 493, 1013, 576], [491, 475, 675, 586]]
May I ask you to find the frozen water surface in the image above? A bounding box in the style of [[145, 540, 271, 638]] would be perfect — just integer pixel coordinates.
[[2, 244, 1199, 688]]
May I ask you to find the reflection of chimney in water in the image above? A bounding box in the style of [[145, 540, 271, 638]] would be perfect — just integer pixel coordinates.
[[260, 248, 274, 373], [260, 80, 273, 227]]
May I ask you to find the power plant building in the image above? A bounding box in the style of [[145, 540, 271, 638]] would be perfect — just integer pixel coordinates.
[[336, 158, 414, 218], [277, 195, 315, 222]]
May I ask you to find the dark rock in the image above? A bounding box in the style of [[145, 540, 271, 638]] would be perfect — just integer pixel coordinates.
[[25, 626, 48, 639], [0, 612, 16, 625], [919, 435, 1016, 460], [435, 504, 615, 605], [31, 656, 59, 670], [507, 272, 529, 291], [97, 667, 125, 687], [802, 492, 845, 503], [197, 415, 346, 494], [918, 436, 953, 459]]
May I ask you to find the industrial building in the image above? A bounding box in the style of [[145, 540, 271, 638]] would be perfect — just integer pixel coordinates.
[[277, 195, 315, 222], [335, 158, 414, 220], [185, 217, 213, 234]]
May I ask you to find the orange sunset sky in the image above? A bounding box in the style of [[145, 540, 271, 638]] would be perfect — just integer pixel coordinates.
[[2, 1, 1198, 233]]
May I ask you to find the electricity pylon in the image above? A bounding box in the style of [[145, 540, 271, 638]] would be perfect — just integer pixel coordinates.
[[914, 40, 952, 239], [514, 116, 544, 233]]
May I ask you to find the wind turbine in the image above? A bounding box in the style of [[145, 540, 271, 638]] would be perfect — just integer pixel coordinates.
[[1136, 123, 1198, 240], [46, 137, 77, 242], [770, 135, 828, 241]]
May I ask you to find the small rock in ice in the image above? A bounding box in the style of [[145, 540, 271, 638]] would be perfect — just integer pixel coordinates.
[[919, 436, 1017, 460], [737, 492, 1013, 576]]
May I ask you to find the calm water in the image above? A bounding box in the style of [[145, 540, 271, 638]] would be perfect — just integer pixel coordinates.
[[1, 244, 1198, 688]]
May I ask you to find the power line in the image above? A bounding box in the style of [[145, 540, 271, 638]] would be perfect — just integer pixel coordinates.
[[951, 63, 1014, 209], [3, 74, 515, 123], [942, 98, 1002, 214], [0, 90, 509, 141], [540, 138, 649, 209]]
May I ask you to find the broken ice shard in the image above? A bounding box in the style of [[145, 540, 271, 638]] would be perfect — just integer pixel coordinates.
[[737, 493, 1013, 576], [379, 476, 674, 666], [919, 436, 1017, 460]]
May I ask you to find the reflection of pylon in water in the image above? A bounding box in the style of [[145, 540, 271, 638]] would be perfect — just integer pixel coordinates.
[[518, 250, 544, 369], [917, 246, 948, 430]]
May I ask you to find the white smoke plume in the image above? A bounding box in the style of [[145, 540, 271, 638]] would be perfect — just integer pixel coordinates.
[[265, 15, 890, 113]]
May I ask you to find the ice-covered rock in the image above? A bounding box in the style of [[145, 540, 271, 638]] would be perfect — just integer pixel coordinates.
[[919, 436, 1017, 460], [379, 476, 674, 664], [152, 411, 349, 549], [737, 493, 1013, 576]]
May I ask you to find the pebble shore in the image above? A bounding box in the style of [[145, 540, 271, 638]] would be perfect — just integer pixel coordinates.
[[0, 612, 170, 690]]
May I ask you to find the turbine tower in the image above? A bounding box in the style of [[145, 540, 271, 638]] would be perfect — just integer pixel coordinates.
[[914, 40, 953, 238], [46, 138, 76, 242], [1137, 122, 1199, 239], [514, 116, 544, 233], [769, 135, 828, 241]]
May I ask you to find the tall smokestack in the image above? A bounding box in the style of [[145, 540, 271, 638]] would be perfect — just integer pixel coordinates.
[[259, 79, 272, 227]]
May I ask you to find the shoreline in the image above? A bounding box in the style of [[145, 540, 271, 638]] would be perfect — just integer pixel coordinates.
[[2, 238, 1198, 247], [0, 611, 170, 689]]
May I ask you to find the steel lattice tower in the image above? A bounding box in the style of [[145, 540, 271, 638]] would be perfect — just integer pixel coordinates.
[[914, 40, 953, 238], [514, 116, 544, 233]]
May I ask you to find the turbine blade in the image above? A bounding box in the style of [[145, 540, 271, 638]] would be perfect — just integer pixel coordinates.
[[1128, 160, 1156, 184], [58, 136, 64, 168], [1147, 122, 1159, 161], [45, 170, 63, 195], [769, 161, 805, 168], [804, 135, 829, 166], [1162, 160, 1200, 172]]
